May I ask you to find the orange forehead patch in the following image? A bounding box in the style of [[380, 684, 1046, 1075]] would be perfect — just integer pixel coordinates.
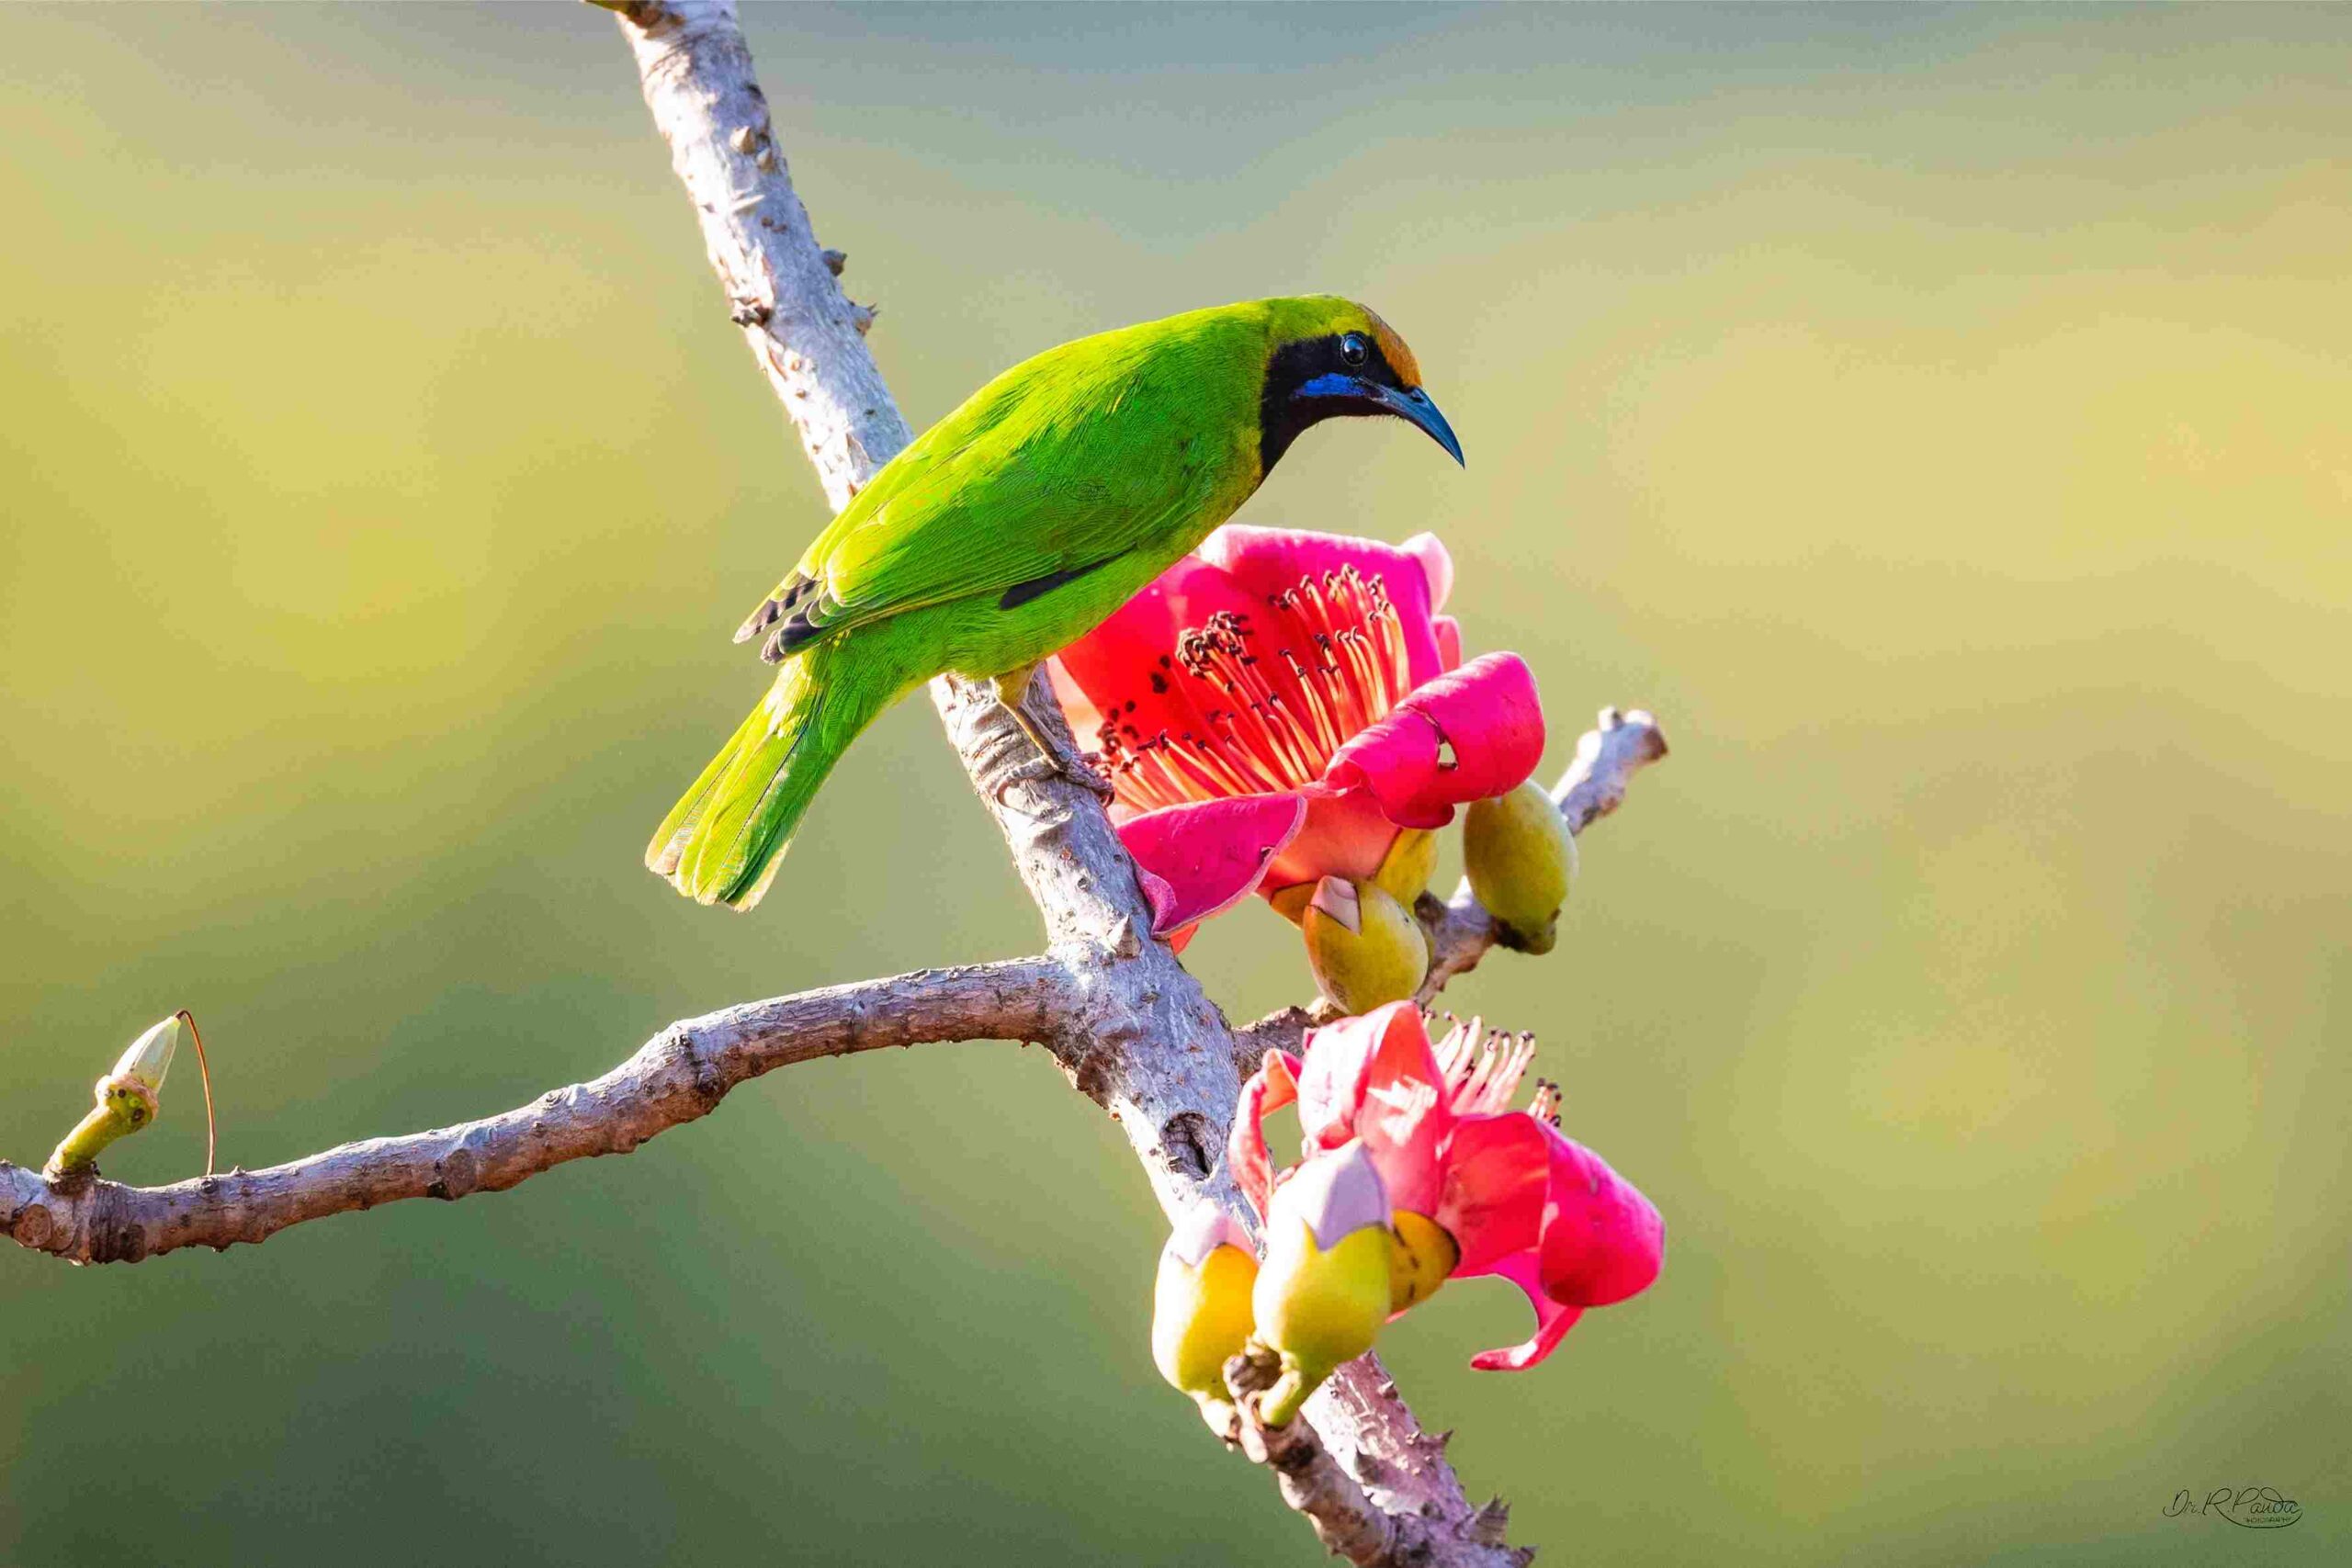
[[1363, 309, 1421, 387]]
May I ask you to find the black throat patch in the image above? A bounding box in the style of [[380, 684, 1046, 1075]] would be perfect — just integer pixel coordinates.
[[1256, 333, 1410, 474]]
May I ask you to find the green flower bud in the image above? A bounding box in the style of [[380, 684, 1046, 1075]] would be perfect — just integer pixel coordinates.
[[1302, 877, 1430, 1014], [1251, 1142, 1394, 1427], [42, 1015, 182, 1181], [1464, 781, 1578, 954], [1152, 1205, 1259, 1409], [41, 1011, 215, 1185]]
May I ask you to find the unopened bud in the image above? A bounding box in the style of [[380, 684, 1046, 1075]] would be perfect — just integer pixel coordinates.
[[1252, 1142, 1394, 1426], [1152, 1204, 1259, 1408], [1464, 782, 1577, 954], [1371, 829, 1438, 906], [1303, 877, 1430, 1013], [43, 1015, 182, 1182], [40, 1011, 215, 1185], [113, 1013, 183, 1093]]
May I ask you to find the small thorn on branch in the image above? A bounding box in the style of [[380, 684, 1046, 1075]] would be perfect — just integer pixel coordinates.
[[820, 247, 846, 276]]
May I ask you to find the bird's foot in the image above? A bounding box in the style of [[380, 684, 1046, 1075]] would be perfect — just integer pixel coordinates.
[[1050, 739, 1117, 799], [991, 670, 1115, 800], [1001, 706, 1115, 799]]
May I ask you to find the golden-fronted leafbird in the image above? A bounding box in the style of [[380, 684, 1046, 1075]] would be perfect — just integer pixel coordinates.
[[647, 295, 1463, 909]]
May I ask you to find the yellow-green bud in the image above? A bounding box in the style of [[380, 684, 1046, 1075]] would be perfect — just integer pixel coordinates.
[[1152, 1205, 1259, 1409], [1272, 832, 1442, 931], [42, 1015, 184, 1181], [1464, 782, 1577, 955], [1302, 877, 1430, 1014], [1386, 1210, 1460, 1314], [1371, 829, 1439, 906], [1251, 1142, 1394, 1427]]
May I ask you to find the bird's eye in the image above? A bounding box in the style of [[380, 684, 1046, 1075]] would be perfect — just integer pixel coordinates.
[[1340, 333, 1369, 367]]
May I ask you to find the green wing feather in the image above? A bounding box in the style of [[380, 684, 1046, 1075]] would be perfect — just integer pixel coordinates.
[[739, 309, 1264, 656]]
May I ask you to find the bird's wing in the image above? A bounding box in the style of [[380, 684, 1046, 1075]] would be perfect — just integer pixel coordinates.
[[735, 332, 1235, 660]]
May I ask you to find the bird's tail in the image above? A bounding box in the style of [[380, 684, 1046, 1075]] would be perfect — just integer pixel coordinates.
[[645, 641, 900, 910]]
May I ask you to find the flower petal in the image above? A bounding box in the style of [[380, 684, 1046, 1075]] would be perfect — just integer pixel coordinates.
[[1537, 1127, 1666, 1310], [1401, 531, 1454, 615], [1229, 1049, 1302, 1222], [1116, 795, 1307, 936], [1197, 525, 1444, 685], [1294, 1001, 1417, 1148], [1321, 653, 1545, 829], [1266, 787, 1400, 888], [1434, 1112, 1550, 1277], [1466, 1250, 1587, 1372], [1049, 554, 1254, 742], [1296, 1001, 1452, 1214], [1431, 615, 1464, 673]]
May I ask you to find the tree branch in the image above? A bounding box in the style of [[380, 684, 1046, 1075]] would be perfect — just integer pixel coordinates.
[[3, 6, 1666, 1564], [2, 960, 1060, 1265], [602, 6, 1550, 1560], [610, 0, 909, 510], [1223, 1345, 1526, 1568]]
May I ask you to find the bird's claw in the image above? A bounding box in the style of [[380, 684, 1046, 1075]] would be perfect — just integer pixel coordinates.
[[992, 743, 1114, 802], [992, 684, 1116, 801], [1061, 749, 1116, 799]]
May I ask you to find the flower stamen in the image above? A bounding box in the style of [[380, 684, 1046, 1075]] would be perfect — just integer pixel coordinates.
[[1430, 1014, 1538, 1115], [1093, 571, 1410, 814]]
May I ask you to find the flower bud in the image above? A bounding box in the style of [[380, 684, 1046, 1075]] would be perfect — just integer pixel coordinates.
[[1386, 1210, 1460, 1314], [1371, 829, 1438, 906], [112, 1014, 184, 1094], [1464, 782, 1577, 954], [42, 1015, 182, 1182], [1302, 877, 1430, 1014], [1268, 881, 1314, 928], [1151, 1204, 1259, 1407], [1251, 1142, 1394, 1426]]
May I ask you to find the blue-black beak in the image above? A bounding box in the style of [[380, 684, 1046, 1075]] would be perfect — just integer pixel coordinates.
[[1295, 373, 1465, 466]]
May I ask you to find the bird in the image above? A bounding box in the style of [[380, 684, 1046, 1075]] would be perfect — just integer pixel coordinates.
[[646, 294, 1464, 910]]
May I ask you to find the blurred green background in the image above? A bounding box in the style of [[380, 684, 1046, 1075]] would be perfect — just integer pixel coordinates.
[[4, 4, 2346, 1562]]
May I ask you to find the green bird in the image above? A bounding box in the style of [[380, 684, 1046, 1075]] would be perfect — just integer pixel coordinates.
[[647, 294, 1463, 910]]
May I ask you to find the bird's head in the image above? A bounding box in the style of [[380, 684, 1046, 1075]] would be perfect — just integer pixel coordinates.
[[1257, 296, 1463, 473]]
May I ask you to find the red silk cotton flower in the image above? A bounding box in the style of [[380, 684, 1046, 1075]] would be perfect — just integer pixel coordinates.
[[1048, 526, 1544, 942], [1230, 1001, 1664, 1371]]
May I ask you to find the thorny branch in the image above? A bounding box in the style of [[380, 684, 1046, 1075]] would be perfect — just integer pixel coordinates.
[[4, 4, 1668, 1563]]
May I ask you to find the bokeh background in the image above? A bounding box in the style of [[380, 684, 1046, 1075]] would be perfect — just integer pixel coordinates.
[[4, 4, 2346, 1563]]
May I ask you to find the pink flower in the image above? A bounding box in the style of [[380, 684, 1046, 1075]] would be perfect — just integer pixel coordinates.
[[1049, 525, 1544, 942], [1228, 1001, 1664, 1371]]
